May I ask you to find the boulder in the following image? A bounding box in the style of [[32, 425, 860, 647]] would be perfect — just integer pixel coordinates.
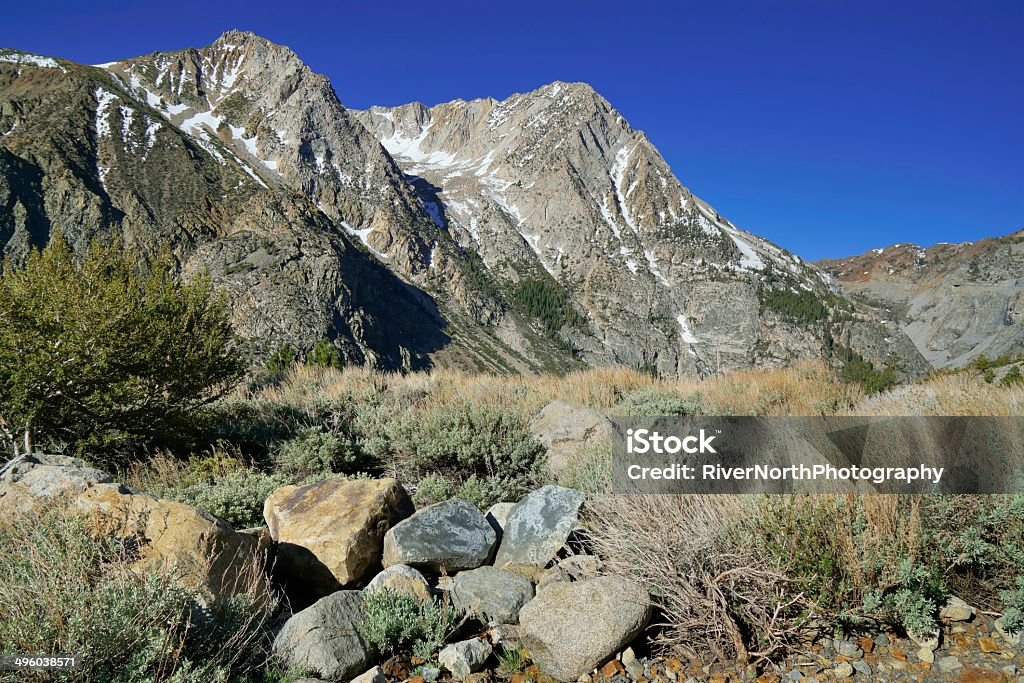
[[529, 401, 614, 477], [438, 637, 493, 678], [485, 502, 516, 541], [451, 566, 534, 624], [940, 596, 976, 622], [264, 477, 413, 598], [383, 499, 496, 572], [494, 485, 585, 580], [364, 564, 432, 601], [273, 590, 373, 681], [75, 483, 263, 607], [518, 576, 651, 682], [0, 453, 112, 514]]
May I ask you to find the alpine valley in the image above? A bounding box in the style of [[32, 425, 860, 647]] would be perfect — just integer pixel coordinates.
[[0, 31, 938, 378]]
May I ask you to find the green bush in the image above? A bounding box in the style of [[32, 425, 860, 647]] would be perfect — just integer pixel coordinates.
[[999, 576, 1024, 632], [0, 233, 244, 464], [840, 357, 897, 395], [1000, 365, 1023, 387], [274, 426, 371, 478], [265, 344, 297, 378], [388, 402, 544, 508], [183, 468, 289, 528], [357, 589, 462, 659], [308, 339, 345, 370], [413, 473, 456, 507], [615, 388, 704, 416], [0, 508, 274, 682]]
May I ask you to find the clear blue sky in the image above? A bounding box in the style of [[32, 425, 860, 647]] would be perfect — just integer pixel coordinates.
[[3, 0, 1021, 260]]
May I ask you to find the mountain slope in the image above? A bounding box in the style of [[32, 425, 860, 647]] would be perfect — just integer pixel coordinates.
[[818, 231, 1024, 367], [0, 43, 449, 369], [353, 84, 926, 377], [1, 35, 928, 378]]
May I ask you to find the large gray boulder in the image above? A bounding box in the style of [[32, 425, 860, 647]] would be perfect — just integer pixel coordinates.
[[438, 637, 493, 678], [529, 401, 614, 477], [383, 499, 496, 572], [273, 590, 374, 681], [0, 453, 113, 514], [494, 485, 585, 580], [451, 566, 534, 625], [518, 576, 651, 682]]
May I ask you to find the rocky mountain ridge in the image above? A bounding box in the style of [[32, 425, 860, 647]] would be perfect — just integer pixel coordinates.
[[818, 230, 1024, 367], [1, 33, 927, 377]]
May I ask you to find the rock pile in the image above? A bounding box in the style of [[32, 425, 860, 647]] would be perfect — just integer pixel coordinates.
[[0, 456, 652, 682]]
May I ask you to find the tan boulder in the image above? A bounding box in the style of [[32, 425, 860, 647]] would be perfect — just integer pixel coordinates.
[[75, 483, 265, 606], [529, 401, 614, 477], [264, 477, 413, 597]]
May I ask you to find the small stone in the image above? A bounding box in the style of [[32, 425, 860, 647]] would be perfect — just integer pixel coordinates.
[[917, 647, 935, 664], [908, 629, 940, 652], [979, 637, 1001, 653], [891, 649, 907, 661], [350, 666, 386, 683], [836, 639, 863, 659], [438, 638, 493, 678], [851, 660, 871, 677], [940, 596, 976, 623], [958, 668, 1012, 683], [875, 633, 891, 647], [832, 661, 853, 679], [936, 655, 962, 673], [783, 671, 803, 681], [601, 660, 626, 678], [421, 666, 441, 682], [856, 636, 875, 654]]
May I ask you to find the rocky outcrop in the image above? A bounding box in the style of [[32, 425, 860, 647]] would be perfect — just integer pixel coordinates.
[[494, 485, 585, 579], [518, 576, 652, 681], [818, 231, 1024, 368], [383, 498, 497, 572], [273, 590, 374, 681], [263, 477, 413, 599]]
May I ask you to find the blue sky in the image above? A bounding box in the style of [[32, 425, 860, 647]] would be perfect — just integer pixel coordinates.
[[3, 0, 1021, 260]]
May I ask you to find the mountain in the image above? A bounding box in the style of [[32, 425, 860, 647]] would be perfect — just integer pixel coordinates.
[[0, 33, 927, 378], [817, 231, 1024, 368]]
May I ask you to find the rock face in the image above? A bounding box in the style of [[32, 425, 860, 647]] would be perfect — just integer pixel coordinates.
[[494, 485, 585, 579], [438, 638, 492, 678], [451, 566, 535, 625], [0, 453, 112, 514], [818, 231, 1024, 368], [529, 401, 614, 477], [0, 39, 454, 370], [273, 590, 373, 681], [353, 85, 922, 378], [0, 37, 927, 378], [383, 498, 496, 572], [263, 477, 413, 598], [364, 564, 432, 602], [518, 576, 651, 681]]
